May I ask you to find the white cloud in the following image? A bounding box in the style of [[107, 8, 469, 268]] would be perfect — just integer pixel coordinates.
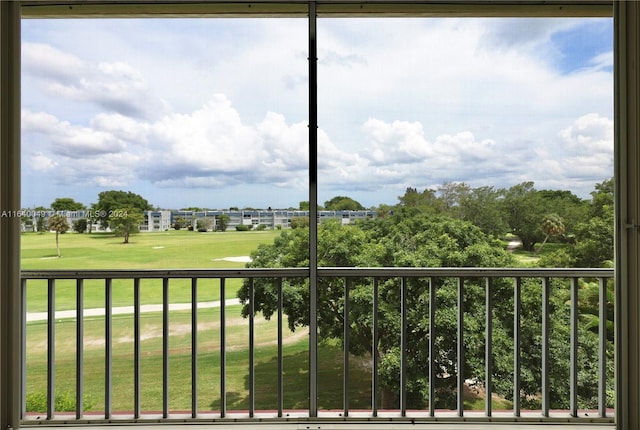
[[20, 17, 613, 207], [22, 109, 126, 157], [29, 152, 57, 171], [22, 42, 169, 120]]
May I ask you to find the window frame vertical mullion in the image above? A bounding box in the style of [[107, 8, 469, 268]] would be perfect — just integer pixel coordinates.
[[308, 0, 319, 418]]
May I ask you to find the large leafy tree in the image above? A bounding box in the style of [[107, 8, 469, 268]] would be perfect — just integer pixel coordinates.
[[109, 208, 144, 243], [324, 196, 365, 211], [47, 214, 69, 257], [458, 186, 508, 237], [216, 214, 230, 231], [501, 182, 546, 251], [570, 178, 614, 267], [95, 190, 151, 228], [239, 216, 519, 409], [51, 197, 86, 212]]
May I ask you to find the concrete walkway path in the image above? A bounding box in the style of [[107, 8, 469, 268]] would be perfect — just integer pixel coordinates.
[[26, 298, 241, 322]]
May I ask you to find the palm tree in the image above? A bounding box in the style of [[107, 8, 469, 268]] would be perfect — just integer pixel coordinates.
[[536, 213, 564, 254], [47, 214, 69, 257]]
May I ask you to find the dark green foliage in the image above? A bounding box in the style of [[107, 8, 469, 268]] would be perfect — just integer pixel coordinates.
[[216, 214, 230, 231], [501, 182, 545, 251], [569, 178, 614, 267], [239, 180, 613, 410], [324, 195, 365, 211], [239, 217, 522, 409], [109, 207, 144, 243], [72, 218, 88, 233], [94, 190, 151, 228], [235, 224, 250, 231], [173, 216, 187, 230], [196, 218, 211, 232], [290, 216, 309, 229], [51, 197, 86, 212]]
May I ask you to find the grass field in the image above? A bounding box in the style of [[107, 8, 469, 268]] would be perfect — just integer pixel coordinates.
[[22, 230, 280, 312], [21, 229, 280, 270]]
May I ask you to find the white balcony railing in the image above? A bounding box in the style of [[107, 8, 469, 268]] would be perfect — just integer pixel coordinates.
[[20, 268, 614, 426]]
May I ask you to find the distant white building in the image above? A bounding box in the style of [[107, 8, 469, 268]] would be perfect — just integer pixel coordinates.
[[21, 208, 377, 233]]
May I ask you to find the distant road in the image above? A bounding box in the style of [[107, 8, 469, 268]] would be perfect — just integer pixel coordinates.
[[26, 298, 241, 322]]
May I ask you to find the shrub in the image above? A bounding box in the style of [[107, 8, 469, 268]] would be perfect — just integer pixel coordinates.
[[235, 224, 250, 231]]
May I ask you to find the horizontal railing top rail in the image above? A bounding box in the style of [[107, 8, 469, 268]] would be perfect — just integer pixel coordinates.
[[21, 267, 614, 279]]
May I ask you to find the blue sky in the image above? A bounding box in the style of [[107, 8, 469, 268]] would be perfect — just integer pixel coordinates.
[[21, 17, 613, 210]]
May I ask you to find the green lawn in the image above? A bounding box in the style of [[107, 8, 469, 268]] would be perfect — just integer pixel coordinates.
[[22, 230, 279, 312], [21, 229, 279, 270], [25, 306, 377, 413]]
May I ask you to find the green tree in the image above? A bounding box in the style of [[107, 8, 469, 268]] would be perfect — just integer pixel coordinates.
[[570, 179, 614, 267], [537, 189, 587, 240], [437, 181, 471, 218], [47, 214, 69, 257], [51, 197, 86, 212], [95, 190, 151, 228], [72, 218, 88, 234], [173, 216, 187, 230], [501, 182, 545, 251], [33, 206, 48, 233], [109, 208, 144, 244], [216, 214, 230, 231], [324, 196, 364, 211], [458, 186, 508, 237], [536, 213, 565, 254], [397, 187, 444, 214], [239, 216, 517, 409], [196, 218, 212, 232], [290, 216, 309, 229]]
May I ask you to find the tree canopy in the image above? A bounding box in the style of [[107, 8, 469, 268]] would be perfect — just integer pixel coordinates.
[[51, 197, 86, 212], [324, 196, 365, 211], [95, 190, 151, 228], [108, 208, 144, 243], [238, 179, 613, 410]]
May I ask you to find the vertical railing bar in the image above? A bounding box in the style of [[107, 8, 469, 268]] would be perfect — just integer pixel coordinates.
[[162, 277, 169, 419], [513, 277, 521, 417], [429, 277, 436, 417], [47, 278, 55, 420], [372, 277, 379, 417], [76, 279, 84, 419], [220, 278, 227, 418], [133, 278, 141, 419], [542, 277, 550, 418], [400, 277, 407, 417], [485, 277, 493, 417], [570, 277, 579, 417], [105, 278, 112, 419], [457, 277, 464, 417], [343, 277, 350, 417], [249, 278, 255, 418], [21, 278, 27, 418], [598, 277, 607, 417], [191, 277, 198, 418], [277, 278, 284, 418]]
